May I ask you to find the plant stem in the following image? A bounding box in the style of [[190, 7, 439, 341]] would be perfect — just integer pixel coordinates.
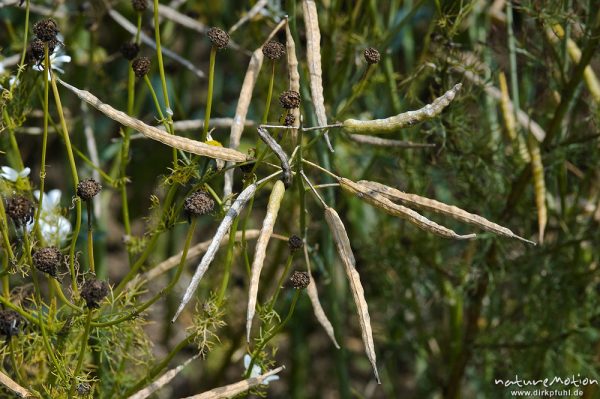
[[262, 61, 276, 124], [68, 309, 93, 397], [86, 201, 95, 274], [202, 46, 217, 142], [268, 253, 294, 311], [217, 216, 239, 305], [34, 45, 50, 236]]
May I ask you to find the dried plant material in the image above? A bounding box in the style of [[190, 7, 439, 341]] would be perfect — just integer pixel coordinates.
[[57, 79, 248, 162], [324, 207, 380, 383], [303, 244, 340, 349], [108, 9, 205, 79], [339, 178, 476, 240], [285, 22, 301, 145], [229, 0, 268, 33], [528, 137, 547, 244], [348, 134, 436, 148], [359, 180, 535, 244], [224, 19, 288, 198], [158, 118, 255, 132], [0, 370, 33, 398], [257, 127, 292, 187], [173, 183, 258, 322], [247, 181, 286, 342], [498, 72, 530, 162], [342, 84, 462, 134], [152, 3, 207, 34], [128, 355, 199, 399], [303, 0, 334, 151], [180, 366, 284, 399]]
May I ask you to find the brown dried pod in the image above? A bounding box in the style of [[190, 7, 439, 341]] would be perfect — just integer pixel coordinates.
[[0, 310, 24, 339], [32, 247, 62, 277], [289, 271, 310, 289], [288, 235, 303, 252], [363, 47, 380, 64], [80, 278, 109, 308], [77, 178, 102, 200], [207, 27, 229, 49], [5, 195, 34, 227], [120, 42, 140, 61], [279, 90, 300, 109], [131, 0, 148, 12], [33, 18, 59, 42], [183, 191, 215, 218], [262, 40, 286, 60], [132, 56, 151, 78]]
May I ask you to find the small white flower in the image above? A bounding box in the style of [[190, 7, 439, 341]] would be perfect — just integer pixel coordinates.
[[166, 107, 173, 117], [29, 189, 72, 245], [243, 355, 280, 385], [1, 166, 30, 182], [32, 44, 71, 80]]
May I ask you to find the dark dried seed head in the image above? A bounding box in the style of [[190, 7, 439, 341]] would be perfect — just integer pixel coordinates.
[[288, 235, 304, 252], [77, 178, 102, 200], [132, 56, 151, 78], [32, 247, 62, 277], [33, 18, 59, 42], [207, 27, 229, 49], [0, 310, 24, 339], [120, 42, 140, 61], [284, 113, 296, 127], [279, 90, 301, 109], [363, 47, 380, 64], [238, 161, 256, 174], [262, 41, 286, 60], [131, 0, 148, 12], [289, 271, 310, 289], [183, 191, 215, 218], [80, 278, 109, 308], [5, 195, 34, 227], [76, 383, 91, 396], [30, 38, 46, 61]]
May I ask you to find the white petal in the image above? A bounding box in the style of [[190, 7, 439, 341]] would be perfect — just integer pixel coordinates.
[[261, 375, 279, 385], [44, 189, 62, 210], [1, 166, 18, 181], [250, 365, 262, 379], [18, 167, 31, 178], [243, 354, 251, 370], [54, 55, 71, 64], [57, 216, 72, 239], [32, 64, 44, 72]]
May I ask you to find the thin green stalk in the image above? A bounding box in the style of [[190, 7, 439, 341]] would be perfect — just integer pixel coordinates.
[[202, 46, 217, 142], [262, 61, 276, 124], [86, 201, 95, 274], [11, 0, 30, 89], [217, 216, 239, 305], [50, 279, 82, 313], [68, 309, 93, 397], [8, 339, 23, 383], [268, 253, 294, 311], [34, 45, 50, 236], [336, 64, 376, 116]]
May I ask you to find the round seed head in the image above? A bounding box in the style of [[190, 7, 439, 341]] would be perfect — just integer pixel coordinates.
[[30, 38, 46, 61], [80, 278, 109, 308], [76, 383, 91, 396], [183, 191, 215, 217], [284, 113, 296, 127], [262, 41, 286, 60], [32, 247, 62, 277], [132, 56, 151, 78], [289, 271, 310, 289], [207, 27, 229, 49], [33, 18, 59, 42], [131, 0, 148, 12], [0, 310, 24, 339], [77, 178, 102, 200], [288, 235, 304, 252], [363, 47, 380, 64], [120, 42, 140, 61], [279, 90, 301, 109], [5, 195, 34, 227]]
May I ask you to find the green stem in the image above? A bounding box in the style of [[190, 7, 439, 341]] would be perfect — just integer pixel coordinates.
[[34, 45, 50, 236], [68, 309, 93, 397], [262, 61, 276, 124], [202, 46, 218, 142], [86, 201, 95, 274], [50, 279, 82, 312], [8, 339, 23, 383], [269, 254, 294, 311], [217, 217, 239, 305]]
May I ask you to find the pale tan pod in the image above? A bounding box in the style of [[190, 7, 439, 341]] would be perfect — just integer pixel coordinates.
[[180, 366, 284, 399], [358, 180, 535, 244], [247, 180, 286, 342], [342, 84, 462, 134], [285, 22, 301, 145], [127, 355, 198, 399], [303, 0, 334, 151], [528, 137, 547, 244], [339, 178, 476, 240], [57, 79, 247, 162], [324, 207, 380, 383], [0, 370, 32, 398], [498, 72, 530, 163]]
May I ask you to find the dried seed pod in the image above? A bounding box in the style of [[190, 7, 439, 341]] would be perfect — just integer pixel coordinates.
[[189, 366, 283, 398], [131, 0, 148, 12], [279, 90, 300, 109], [77, 178, 102, 200], [324, 206, 380, 383], [30, 38, 46, 61], [183, 191, 215, 218], [207, 27, 229, 49], [247, 181, 285, 342], [528, 137, 546, 244], [0, 310, 24, 339], [283, 114, 296, 127], [5, 195, 34, 227], [33, 18, 59, 42], [262, 40, 286, 60], [32, 247, 62, 277], [339, 178, 476, 240], [363, 47, 380, 64], [358, 180, 535, 244], [132, 56, 151, 78], [120, 41, 140, 61], [285, 23, 301, 145], [288, 271, 310, 289], [80, 278, 109, 308], [288, 235, 303, 252], [343, 84, 462, 134]]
